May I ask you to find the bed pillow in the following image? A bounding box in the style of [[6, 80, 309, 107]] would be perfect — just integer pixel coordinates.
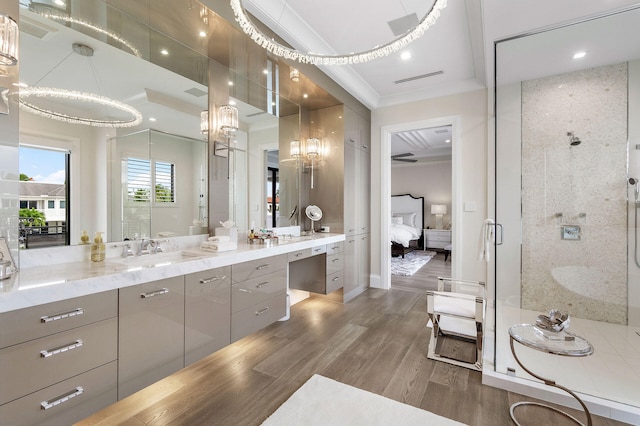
[[391, 216, 403, 225], [393, 212, 417, 228]]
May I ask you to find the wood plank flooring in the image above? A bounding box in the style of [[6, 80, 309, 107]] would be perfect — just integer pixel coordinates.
[[392, 251, 451, 292], [77, 285, 630, 426]]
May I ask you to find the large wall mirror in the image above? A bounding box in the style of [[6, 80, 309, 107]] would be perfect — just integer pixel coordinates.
[[16, 0, 341, 251]]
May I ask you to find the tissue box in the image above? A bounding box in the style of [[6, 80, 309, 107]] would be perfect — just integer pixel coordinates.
[[215, 227, 238, 244]]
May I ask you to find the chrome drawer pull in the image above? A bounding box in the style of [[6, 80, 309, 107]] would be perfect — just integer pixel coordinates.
[[256, 264, 270, 270], [200, 275, 226, 284], [41, 308, 84, 323], [314, 248, 323, 252], [348, 229, 355, 233], [40, 339, 83, 358], [332, 277, 340, 282], [255, 282, 269, 288], [41, 387, 83, 410], [141, 288, 169, 298], [238, 288, 252, 293], [294, 253, 303, 257], [332, 258, 340, 263], [256, 307, 270, 316]]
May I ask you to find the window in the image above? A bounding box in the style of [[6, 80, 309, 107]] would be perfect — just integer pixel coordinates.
[[126, 157, 175, 204], [20, 200, 39, 209], [154, 161, 175, 203], [59, 200, 66, 209], [126, 158, 152, 203], [48, 200, 55, 209]]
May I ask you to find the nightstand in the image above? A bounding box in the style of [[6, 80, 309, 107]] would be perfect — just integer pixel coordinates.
[[423, 229, 451, 251]]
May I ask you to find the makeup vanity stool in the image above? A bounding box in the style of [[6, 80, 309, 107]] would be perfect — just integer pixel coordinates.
[[508, 324, 594, 426]]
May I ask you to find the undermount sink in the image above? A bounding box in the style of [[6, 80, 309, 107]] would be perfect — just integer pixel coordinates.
[[107, 251, 190, 267], [275, 236, 311, 245]]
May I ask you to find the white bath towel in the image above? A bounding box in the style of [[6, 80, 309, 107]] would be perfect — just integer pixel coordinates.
[[208, 235, 231, 242], [478, 218, 495, 262], [201, 241, 237, 252]]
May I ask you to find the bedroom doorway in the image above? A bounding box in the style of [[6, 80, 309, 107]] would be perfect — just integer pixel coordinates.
[[380, 115, 462, 291]]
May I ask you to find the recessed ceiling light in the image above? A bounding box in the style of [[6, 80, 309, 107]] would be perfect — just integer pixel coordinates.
[[400, 51, 411, 60], [303, 93, 308, 98], [263, 69, 269, 75], [228, 81, 234, 86], [573, 51, 586, 59], [160, 49, 169, 55], [198, 31, 206, 38], [445, 139, 451, 143], [149, 117, 157, 122]]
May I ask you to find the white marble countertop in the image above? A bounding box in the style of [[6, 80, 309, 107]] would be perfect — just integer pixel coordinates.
[[0, 233, 345, 314]]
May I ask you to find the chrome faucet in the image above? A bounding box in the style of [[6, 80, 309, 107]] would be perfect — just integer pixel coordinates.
[[148, 239, 163, 254], [121, 243, 134, 258]]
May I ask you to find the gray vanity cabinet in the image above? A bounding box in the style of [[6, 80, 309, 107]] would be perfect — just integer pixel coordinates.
[[231, 255, 287, 342], [117, 276, 185, 399], [184, 266, 231, 366], [0, 291, 118, 425]]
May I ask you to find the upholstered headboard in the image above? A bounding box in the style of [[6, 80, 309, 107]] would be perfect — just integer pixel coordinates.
[[391, 194, 424, 230]]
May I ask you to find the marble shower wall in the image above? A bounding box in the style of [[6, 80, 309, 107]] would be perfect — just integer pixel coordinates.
[[521, 63, 628, 324]]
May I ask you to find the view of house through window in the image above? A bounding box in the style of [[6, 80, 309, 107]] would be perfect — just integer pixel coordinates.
[[18, 146, 69, 249]]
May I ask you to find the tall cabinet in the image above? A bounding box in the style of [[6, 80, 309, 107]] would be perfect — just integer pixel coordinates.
[[343, 106, 371, 302]]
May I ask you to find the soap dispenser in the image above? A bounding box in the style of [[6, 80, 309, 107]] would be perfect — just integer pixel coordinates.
[[91, 232, 105, 262], [80, 230, 90, 245]]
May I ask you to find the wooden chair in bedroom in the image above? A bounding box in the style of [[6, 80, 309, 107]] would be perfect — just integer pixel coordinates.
[[426, 277, 486, 371]]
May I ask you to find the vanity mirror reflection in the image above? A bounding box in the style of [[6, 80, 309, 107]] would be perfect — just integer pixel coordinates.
[[15, 0, 343, 253]]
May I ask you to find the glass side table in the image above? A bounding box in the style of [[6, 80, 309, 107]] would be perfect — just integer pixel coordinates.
[[508, 323, 594, 426]]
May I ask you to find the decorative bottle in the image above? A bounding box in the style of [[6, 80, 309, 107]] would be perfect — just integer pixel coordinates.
[[91, 232, 105, 262], [80, 230, 90, 245]]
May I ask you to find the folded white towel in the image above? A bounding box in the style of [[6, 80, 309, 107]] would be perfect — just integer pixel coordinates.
[[478, 218, 495, 262], [201, 241, 237, 252], [208, 235, 231, 242]]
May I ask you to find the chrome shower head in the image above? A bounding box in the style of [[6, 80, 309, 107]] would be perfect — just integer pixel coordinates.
[[567, 131, 581, 146]]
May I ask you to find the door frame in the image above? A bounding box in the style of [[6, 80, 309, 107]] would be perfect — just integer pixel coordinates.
[[379, 115, 462, 289]]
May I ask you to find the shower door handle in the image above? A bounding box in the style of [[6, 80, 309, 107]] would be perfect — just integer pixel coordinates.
[[494, 223, 504, 245]]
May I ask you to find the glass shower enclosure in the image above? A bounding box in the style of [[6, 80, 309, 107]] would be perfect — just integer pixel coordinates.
[[493, 5, 640, 417]]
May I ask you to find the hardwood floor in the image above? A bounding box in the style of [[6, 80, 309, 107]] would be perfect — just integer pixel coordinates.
[[77, 288, 630, 426], [392, 250, 452, 292]]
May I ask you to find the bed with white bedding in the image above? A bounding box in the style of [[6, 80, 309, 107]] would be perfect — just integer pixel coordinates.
[[390, 194, 424, 258]]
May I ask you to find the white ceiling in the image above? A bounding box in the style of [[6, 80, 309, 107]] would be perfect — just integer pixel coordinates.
[[242, 0, 640, 162], [17, 0, 640, 159]]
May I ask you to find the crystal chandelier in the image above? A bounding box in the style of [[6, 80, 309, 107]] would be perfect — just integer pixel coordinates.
[[229, 0, 448, 65], [0, 13, 18, 66], [17, 42, 142, 128]]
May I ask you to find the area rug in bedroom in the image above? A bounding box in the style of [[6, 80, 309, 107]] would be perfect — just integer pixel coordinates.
[[391, 250, 436, 276], [261, 374, 465, 426]]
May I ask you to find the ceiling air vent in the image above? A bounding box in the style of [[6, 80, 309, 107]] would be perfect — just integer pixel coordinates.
[[184, 87, 207, 98], [394, 70, 443, 85]]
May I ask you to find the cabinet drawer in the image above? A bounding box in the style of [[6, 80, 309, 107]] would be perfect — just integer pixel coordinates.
[[118, 276, 185, 400], [326, 253, 344, 275], [427, 241, 450, 249], [231, 294, 286, 342], [232, 269, 286, 313], [232, 254, 287, 283], [0, 361, 117, 426], [326, 241, 343, 255], [287, 245, 326, 262], [0, 317, 117, 405], [185, 267, 231, 366], [326, 271, 344, 294], [0, 290, 117, 349]]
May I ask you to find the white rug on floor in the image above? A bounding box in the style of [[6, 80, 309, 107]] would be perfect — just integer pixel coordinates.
[[391, 250, 436, 276], [261, 374, 465, 426]]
